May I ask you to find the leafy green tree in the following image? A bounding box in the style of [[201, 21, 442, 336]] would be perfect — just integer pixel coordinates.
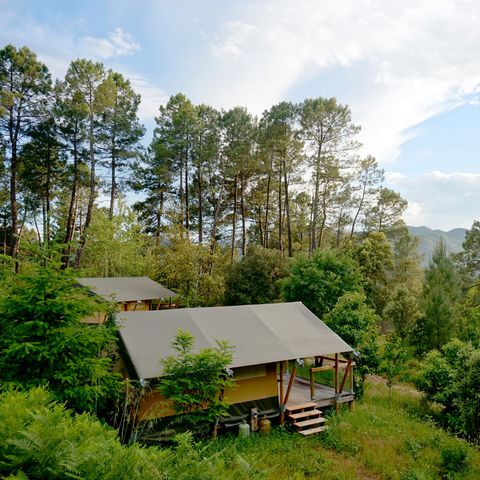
[[379, 335, 407, 406], [64, 59, 106, 267], [155, 233, 226, 307], [19, 117, 66, 248], [153, 93, 198, 235], [159, 330, 235, 428], [349, 155, 384, 238], [456, 220, 480, 289], [299, 98, 360, 252], [354, 231, 395, 315], [80, 202, 155, 277], [458, 350, 480, 441], [224, 246, 290, 305], [364, 187, 408, 235], [0, 45, 51, 258], [415, 240, 462, 352], [324, 291, 380, 397], [0, 263, 120, 412], [282, 248, 362, 319], [415, 339, 475, 436], [383, 284, 420, 340], [221, 106, 256, 258], [97, 71, 144, 218]]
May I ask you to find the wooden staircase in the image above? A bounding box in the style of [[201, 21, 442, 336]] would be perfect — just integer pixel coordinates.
[[286, 402, 326, 436]]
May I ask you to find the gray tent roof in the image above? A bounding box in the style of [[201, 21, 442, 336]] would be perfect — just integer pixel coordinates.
[[76, 276, 178, 302], [117, 302, 352, 380]]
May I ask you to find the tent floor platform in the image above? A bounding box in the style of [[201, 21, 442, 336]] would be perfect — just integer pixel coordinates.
[[281, 374, 354, 408]]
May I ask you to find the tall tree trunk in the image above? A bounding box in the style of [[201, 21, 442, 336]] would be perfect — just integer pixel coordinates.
[[240, 173, 246, 256], [350, 181, 367, 238], [210, 181, 224, 252], [264, 155, 272, 248], [257, 207, 264, 247], [62, 136, 79, 268], [198, 164, 203, 243], [109, 145, 116, 219], [155, 190, 164, 247], [283, 159, 293, 257], [185, 147, 190, 236], [230, 175, 238, 262], [9, 141, 18, 259], [278, 161, 283, 252], [74, 110, 95, 268], [318, 181, 328, 247], [310, 144, 323, 253]]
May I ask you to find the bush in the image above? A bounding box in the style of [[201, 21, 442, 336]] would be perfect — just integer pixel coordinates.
[[0, 263, 121, 413], [159, 330, 235, 428], [440, 444, 470, 479], [282, 248, 362, 319], [224, 246, 290, 305]]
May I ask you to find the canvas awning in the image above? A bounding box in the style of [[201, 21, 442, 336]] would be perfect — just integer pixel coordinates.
[[76, 276, 178, 302], [117, 302, 353, 380]]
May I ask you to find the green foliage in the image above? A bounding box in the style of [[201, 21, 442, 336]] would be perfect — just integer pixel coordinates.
[[155, 234, 226, 307], [159, 330, 235, 428], [224, 246, 290, 305], [440, 444, 470, 479], [324, 292, 380, 397], [379, 335, 408, 406], [80, 203, 156, 277], [415, 240, 462, 352], [415, 339, 480, 441], [354, 231, 395, 315], [383, 284, 420, 340], [282, 248, 363, 319], [0, 263, 121, 412]]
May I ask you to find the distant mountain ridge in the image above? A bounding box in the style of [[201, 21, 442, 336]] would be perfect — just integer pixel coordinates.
[[407, 226, 467, 263]]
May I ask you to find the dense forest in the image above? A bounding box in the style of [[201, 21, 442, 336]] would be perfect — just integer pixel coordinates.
[[2, 44, 480, 479]]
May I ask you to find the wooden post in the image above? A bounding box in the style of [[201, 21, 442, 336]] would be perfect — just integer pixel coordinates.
[[339, 360, 352, 393], [279, 361, 285, 424], [349, 363, 355, 411], [283, 365, 297, 406], [334, 353, 339, 414], [310, 368, 314, 400]]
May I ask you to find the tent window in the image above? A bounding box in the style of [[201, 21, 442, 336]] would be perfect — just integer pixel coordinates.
[[233, 365, 267, 380]]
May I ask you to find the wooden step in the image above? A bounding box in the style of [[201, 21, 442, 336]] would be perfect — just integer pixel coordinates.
[[286, 402, 316, 413], [294, 417, 326, 429], [287, 409, 322, 421], [299, 426, 326, 436]]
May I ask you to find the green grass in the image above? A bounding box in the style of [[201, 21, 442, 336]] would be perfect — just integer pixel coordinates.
[[201, 379, 480, 479]]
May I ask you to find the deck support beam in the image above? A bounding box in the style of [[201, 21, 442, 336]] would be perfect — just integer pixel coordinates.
[[283, 364, 297, 406], [279, 361, 285, 424], [334, 353, 339, 414]]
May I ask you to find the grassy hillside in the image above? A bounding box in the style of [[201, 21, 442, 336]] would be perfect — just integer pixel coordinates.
[[2, 381, 479, 479], [408, 226, 467, 264], [205, 379, 480, 479]]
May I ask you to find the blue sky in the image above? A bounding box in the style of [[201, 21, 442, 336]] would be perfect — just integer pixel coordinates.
[[2, 0, 480, 230]]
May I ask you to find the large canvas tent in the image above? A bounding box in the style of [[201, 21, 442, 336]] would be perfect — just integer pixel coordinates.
[[77, 276, 178, 323], [117, 302, 354, 422]]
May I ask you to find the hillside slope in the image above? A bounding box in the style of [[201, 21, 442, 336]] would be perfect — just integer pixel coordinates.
[[408, 226, 467, 263]]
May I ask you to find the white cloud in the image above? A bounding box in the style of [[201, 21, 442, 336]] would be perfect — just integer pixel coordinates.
[[209, 21, 256, 59], [79, 28, 140, 59], [125, 72, 168, 121], [199, 0, 480, 163], [387, 170, 480, 229]]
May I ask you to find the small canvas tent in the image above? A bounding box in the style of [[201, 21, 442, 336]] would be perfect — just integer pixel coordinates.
[[116, 302, 354, 423], [77, 276, 178, 323]]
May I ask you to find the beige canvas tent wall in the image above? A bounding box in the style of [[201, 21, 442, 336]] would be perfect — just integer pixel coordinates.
[[77, 276, 178, 323], [116, 302, 354, 422]]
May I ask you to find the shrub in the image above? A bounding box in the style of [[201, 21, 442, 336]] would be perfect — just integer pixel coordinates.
[[159, 330, 235, 429], [440, 444, 470, 479]]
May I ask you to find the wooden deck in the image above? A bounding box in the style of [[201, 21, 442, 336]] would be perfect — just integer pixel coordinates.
[[281, 373, 355, 408]]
